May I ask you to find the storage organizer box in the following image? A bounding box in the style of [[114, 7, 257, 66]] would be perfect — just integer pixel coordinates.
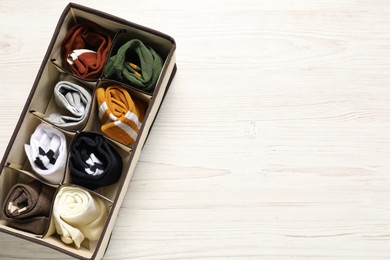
[[0, 3, 176, 259]]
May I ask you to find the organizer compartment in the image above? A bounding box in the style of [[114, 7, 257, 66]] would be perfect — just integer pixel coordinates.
[[88, 80, 151, 148], [0, 168, 57, 238], [44, 184, 113, 258], [29, 74, 94, 132], [102, 31, 168, 94], [63, 131, 132, 200], [49, 15, 115, 82]]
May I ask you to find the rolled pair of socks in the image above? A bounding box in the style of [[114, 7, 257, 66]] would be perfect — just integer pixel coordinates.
[[62, 21, 112, 79], [69, 132, 123, 190], [45, 81, 92, 131], [104, 39, 163, 93], [96, 85, 146, 145], [53, 186, 107, 248], [2, 180, 55, 235], [24, 124, 67, 184]]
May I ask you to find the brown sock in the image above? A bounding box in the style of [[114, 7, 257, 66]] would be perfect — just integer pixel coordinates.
[[2, 180, 56, 235], [61, 21, 112, 79]]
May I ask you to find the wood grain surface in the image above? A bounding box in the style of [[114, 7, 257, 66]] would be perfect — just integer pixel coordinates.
[[1, 0, 390, 259]]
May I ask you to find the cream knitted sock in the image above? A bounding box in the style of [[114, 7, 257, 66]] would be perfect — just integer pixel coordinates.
[[53, 186, 107, 248]]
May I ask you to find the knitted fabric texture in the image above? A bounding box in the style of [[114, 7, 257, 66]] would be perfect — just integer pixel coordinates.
[[45, 81, 92, 130], [96, 85, 146, 145], [103, 39, 163, 93], [62, 21, 112, 79], [24, 124, 67, 184], [2, 180, 55, 235], [69, 132, 123, 190], [53, 186, 107, 249]]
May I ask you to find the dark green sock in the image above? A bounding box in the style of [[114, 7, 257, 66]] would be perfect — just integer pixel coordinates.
[[104, 39, 163, 93]]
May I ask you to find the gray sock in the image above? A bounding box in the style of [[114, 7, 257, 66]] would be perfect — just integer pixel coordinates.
[[45, 81, 92, 130]]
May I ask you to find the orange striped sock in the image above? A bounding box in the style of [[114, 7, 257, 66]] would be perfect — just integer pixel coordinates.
[[96, 86, 146, 145]]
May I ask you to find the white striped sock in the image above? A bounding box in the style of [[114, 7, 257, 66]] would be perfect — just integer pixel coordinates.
[[114, 120, 138, 141], [124, 111, 142, 129]]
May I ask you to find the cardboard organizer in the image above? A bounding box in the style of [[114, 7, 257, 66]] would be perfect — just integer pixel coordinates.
[[0, 3, 177, 259]]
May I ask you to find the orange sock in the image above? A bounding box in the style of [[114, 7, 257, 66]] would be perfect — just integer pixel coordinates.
[[96, 86, 146, 145]]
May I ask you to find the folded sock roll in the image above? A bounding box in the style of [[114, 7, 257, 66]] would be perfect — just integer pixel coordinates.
[[2, 180, 55, 235], [69, 132, 123, 190], [103, 39, 163, 93], [45, 81, 92, 130], [53, 186, 107, 248], [96, 85, 146, 145], [62, 21, 112, 79], [24, 124, 67, 184]]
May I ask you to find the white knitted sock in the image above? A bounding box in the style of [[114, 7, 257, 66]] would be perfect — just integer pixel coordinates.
[[24, 123, 67, 184]]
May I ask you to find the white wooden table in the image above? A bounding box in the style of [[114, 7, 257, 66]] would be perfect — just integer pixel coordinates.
[[1, 0, 390, 259]]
